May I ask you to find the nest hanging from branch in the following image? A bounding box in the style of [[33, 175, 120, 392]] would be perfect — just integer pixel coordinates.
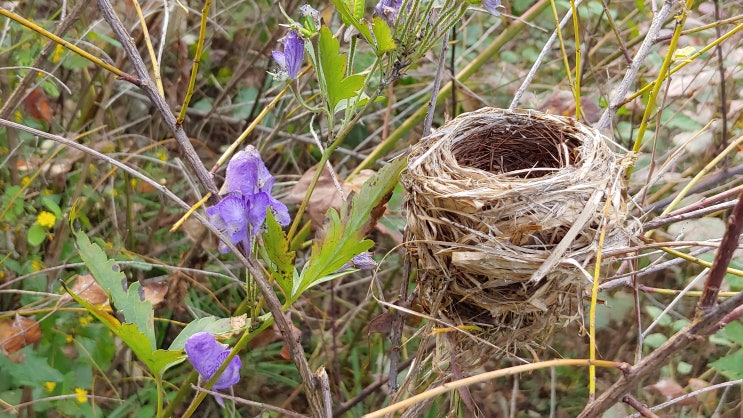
[[402, 108, 633, 367]]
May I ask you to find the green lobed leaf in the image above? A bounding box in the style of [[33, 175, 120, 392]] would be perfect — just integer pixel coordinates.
[[73, 228, 156, 349], [63, 282, 185, 377], [371, 17, 397, 54], [317, 26, 366, 112], [261, 210, 296, 298], [296, 158, 405, 298]]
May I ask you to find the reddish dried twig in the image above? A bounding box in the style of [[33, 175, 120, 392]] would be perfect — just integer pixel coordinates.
[[697, 190, 743, 312]]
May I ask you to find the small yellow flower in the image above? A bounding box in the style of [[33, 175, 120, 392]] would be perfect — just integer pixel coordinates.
[[21, 176, 31, 187], [51, 44, 64, 63], [130, 178, 138, 188], [74, 388, 88, 404], [65, 334, 73, 343], [43, 188, 54, 196], [36, 211, 56, 229], [31, 260, 45, 272], [156, 149, 167, 162], [78, 315, 93, 327], [14, 110, 22, 123], [44, 381, 56, 392]]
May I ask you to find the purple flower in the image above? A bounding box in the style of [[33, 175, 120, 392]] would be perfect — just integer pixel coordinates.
[[207, 146, 290, 254], [185, 332, 241, 405], [482, 0, 502, 16], [272, 30, 305, 80], [375, 0, 403, 26]]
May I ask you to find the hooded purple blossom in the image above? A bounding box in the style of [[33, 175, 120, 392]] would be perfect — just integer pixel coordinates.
[[482, 0, 502, 16], [272, 30, 305, 80], [185, 332, 241, 405], [207, 146, 290, 254], [375, 0, 403, 26]]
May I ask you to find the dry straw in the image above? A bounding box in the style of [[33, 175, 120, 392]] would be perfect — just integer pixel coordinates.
[[402, 107, 633, 368]]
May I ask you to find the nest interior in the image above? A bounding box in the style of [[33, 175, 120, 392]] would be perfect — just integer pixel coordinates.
[[402, 108, 631, 365]]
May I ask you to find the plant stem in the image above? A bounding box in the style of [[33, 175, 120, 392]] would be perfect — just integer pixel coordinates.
[[0, 6, 137, 83]]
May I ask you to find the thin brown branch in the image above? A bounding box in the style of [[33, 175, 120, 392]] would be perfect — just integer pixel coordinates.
[[622, 395, 660, 418], [697, 190, 743, 311]]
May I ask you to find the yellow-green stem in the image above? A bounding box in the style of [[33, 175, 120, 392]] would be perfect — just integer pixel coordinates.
[[132, 0, 164, 96], [627, 0, 697, 180], [0, 7, 131, 80], [177, 0, 212, 124], [571, 0, 581, 119]]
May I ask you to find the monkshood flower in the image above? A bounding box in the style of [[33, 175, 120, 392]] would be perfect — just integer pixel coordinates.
[[375, 0, 403, 26], [482, 0, 502, 16], [272, 30, 305, 80], [206, 146, 290, 254], [185, 332, 241, 406]]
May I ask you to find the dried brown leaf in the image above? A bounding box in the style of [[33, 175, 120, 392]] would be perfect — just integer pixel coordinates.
[[0, 316, 42, 355]]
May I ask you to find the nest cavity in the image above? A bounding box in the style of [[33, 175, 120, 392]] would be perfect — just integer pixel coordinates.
[[402, 108, 632, 366]]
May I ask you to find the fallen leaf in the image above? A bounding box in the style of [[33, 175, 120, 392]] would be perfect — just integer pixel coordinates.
[[286, 165, 374, 228], [0, 315, 42, 355], [61, 274, 108, 305], [142, 282, 168, 306], [368, 311, 395, 335], [23, 88, 53, 122], [646, 377, 693, 405], [688, 378, 717, 412]]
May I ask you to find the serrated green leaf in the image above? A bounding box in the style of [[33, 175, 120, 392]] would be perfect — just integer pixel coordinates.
[[169, 316, 235, 351], [74, 229, 156, 349], [63, 282, 185, 376], [261, 210, 296, 298], [317, 26, 365, 112], [296, 158, 405, 298], [372, 17, 396, 54]]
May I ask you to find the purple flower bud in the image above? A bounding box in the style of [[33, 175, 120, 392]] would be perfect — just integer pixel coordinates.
[[482, 0, 502, 16], [207, 146, 290, 254], [185, 332, 241, 406], [300, 4, 321, 30], [375, 0, 403, 26], [271, 30, 305, 80], [352, 252, 377, 270]]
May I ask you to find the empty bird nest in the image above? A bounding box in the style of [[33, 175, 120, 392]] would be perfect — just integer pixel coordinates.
[[402, 107, 634, 368]]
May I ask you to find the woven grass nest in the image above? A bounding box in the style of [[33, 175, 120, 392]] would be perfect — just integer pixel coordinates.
[[402, 107, 633, 367]]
